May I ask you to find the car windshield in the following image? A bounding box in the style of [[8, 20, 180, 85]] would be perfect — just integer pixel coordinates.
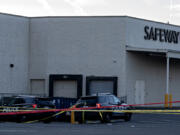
[[77, 96, 97, 106], [98, 96, 107, 103], [24, 98, 35, 104], [0, 97, 14, 106], [9, 97, 35, 105], [37, 98, 54, 105], [77, 95, 117, 105]]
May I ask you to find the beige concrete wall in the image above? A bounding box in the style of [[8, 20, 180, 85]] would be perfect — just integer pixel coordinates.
[[29, 17, 127, 97], [0, 14, 29, 94]]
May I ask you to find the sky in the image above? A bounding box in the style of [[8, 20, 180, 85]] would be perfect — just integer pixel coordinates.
[[0, 0, 180, 25]]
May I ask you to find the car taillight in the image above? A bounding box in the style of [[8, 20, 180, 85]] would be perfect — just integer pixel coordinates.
[[32, 104, 37, 108], [96, 103, 101, 108]]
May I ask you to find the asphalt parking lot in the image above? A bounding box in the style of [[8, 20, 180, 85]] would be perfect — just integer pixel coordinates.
[[0, 114, 180, 135]]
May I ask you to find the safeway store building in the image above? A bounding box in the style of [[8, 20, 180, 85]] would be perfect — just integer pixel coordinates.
[[1, 13, 180, 106]]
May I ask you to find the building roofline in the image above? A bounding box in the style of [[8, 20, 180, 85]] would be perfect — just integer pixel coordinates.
[[0, 12, 179, 28], [0, 12, 28, 19], [125, 16, 180, 28], [29, 15, 180, 28]]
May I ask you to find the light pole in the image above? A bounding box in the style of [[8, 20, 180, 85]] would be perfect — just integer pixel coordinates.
[[165, 55, 173, 108], [165, 57, 169, 108]]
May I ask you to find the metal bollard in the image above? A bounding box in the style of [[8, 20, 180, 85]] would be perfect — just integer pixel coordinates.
[[82, 111, 85, 123], [164, 94, 169, 108], [71, 111, 75, 124]]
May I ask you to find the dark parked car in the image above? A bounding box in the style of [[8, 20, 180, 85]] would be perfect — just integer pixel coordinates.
[[8, 95, 55, 108], [0, 97, 14, 106], [0, 95, 56, 123], [74, 93, 132, 123]]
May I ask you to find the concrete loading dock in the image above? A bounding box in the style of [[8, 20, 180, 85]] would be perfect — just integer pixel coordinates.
[[0, 13, 180, 107]]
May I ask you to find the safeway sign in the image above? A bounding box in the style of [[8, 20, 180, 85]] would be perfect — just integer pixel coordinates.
[[144, 26, 180, 44]]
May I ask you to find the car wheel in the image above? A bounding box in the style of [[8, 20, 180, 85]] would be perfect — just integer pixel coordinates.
[[16, 115, 27, 123], [77, 119, 83, 124], [42, 116, 53, 123], [42, 119, 52, 123], [101, 113, 111, 123], [124, 113, 132, 122], [77, 118, 86, 124], [41, 106, 54, 123]]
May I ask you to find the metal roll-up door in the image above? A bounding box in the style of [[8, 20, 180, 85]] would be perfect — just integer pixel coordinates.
[[89, 80, 114, 95], [53, 81, 77, 98]]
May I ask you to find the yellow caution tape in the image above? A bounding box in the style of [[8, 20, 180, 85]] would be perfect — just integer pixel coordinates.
[[162, 113, 180, 115], [25, 111, 65, 123], [24, 105, 76, 123], [2, 105, 180, 123], [0, 109, 57, 112], [2, 108, 180, 114], [0, 106, 56, 110], [99, 112, 103, 120], [23, 110, 180, 124], [70, 109, 180, 113]]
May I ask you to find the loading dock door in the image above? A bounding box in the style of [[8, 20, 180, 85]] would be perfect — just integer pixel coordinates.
[[86, 77, 117, 96], [54, 81, 77, 98], [49, 74, 83, 98], [89, 81, 114, 95]]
